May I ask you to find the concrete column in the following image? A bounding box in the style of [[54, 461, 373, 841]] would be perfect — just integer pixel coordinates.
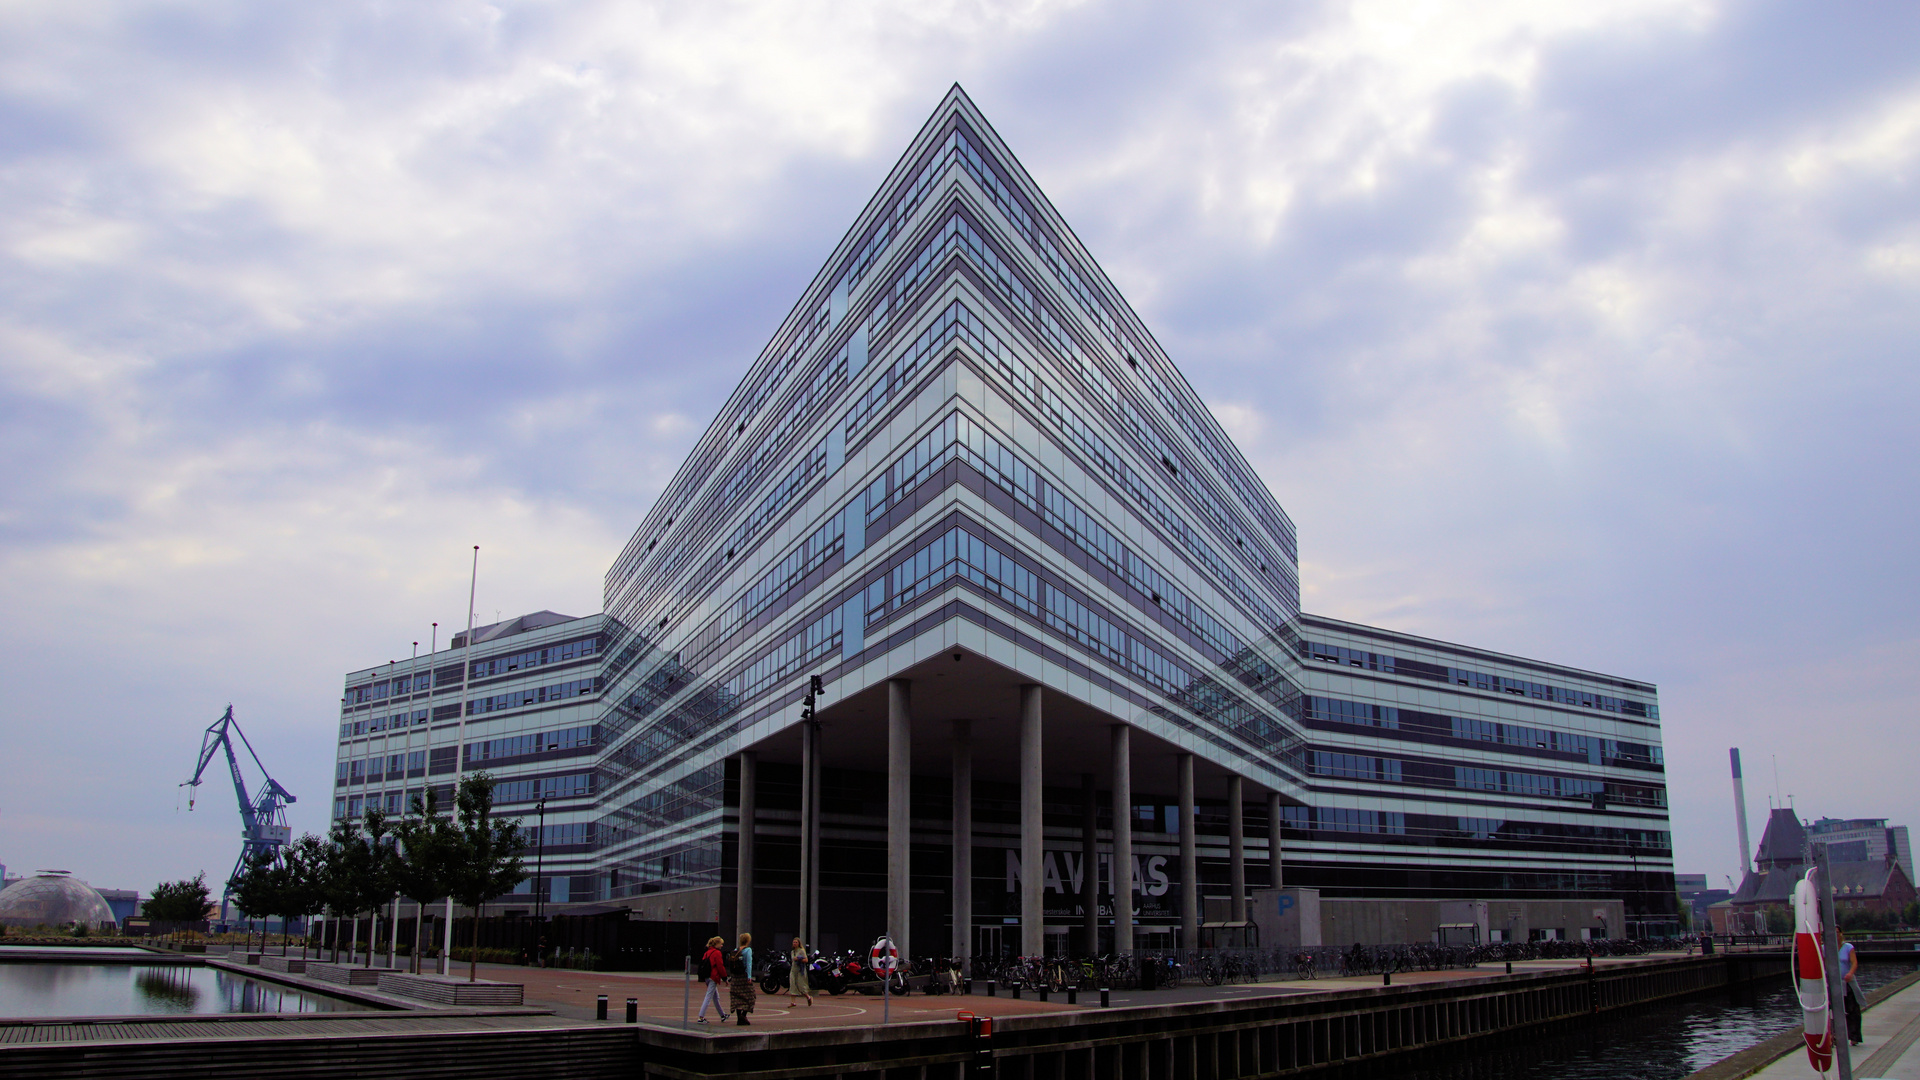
[[1178, 753, 1197, 950], [736, 750, 757, 942], [1080, 773, 1098, 955], [1110, 725, 1134, 954], [888, 679, 912, 959], [1019, 684, 1045, 958], [951, 719, 973, 969], [1268, 791, 1284, 889], [1228, 775, 1246, 925], [798, 722, 815, 946]]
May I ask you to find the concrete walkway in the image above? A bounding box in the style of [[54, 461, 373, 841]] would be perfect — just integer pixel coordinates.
[[467, 949, 1695, 1030], [1734, 975, 1920, 1080]]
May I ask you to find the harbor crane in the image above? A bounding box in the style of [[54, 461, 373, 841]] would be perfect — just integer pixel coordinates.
[[181, 705, 296, 897]]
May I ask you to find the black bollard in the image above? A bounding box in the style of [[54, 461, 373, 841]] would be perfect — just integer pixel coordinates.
[[1011, 983, 1021, 1000], [1037, 985, 1048, 1002], [1100, 987, 1111, 1008], [1383, 972, 1391, 986], [626, 998, 637, 1023], [963, 978, 973, 995], [986, 980, 996, 997], [1505, 961, 1512, 975], [1066, 987, 1077, 1005], [596, 994, 608, 1020]]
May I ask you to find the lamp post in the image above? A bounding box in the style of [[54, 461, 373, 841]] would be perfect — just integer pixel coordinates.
[[533, 797, 549, 922]]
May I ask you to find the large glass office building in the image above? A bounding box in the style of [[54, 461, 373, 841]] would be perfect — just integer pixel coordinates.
[[333, 88, 1675, 954]]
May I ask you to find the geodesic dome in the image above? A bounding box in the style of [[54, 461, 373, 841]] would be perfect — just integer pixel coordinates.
[[0, 870, 116, 929]]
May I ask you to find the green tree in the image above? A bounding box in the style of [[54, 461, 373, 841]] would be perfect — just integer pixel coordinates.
[[1763, 904, 1793, 934], [323, 816, 372, 962], [392, 788, 459, 975], [448, 772, 528, 982], [143, 873, 212, 939], [226, 851, 283, 954], [281, 833, 332, 958], [323, 809, 403, 965], [357, 808, 400, 967]]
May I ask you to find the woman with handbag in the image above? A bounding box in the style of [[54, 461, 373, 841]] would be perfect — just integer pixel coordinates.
[[729, 932, 757, 1025], [787, 937, 815, 1007]]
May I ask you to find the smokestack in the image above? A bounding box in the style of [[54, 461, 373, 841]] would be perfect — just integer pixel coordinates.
[[1730, 748, 1753, 874]]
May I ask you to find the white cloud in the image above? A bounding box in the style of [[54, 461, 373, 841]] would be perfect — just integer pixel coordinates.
[[0, 0, 1916, 898]]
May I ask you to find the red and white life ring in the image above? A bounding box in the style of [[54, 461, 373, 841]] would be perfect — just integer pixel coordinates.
[[870, 936, 900, 975], [1793, 869, 1834, 1074]]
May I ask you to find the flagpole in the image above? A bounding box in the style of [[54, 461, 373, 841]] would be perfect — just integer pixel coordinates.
[[417, 623, 435, 975], [442, 547, 478, 973]]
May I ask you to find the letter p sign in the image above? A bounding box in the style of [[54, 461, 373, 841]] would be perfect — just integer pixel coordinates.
[[1277, 894, 1296, 916]]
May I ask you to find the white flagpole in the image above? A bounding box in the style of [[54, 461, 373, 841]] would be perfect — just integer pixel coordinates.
[[443, 547, 478, 973], [417, 623, 435, 975]]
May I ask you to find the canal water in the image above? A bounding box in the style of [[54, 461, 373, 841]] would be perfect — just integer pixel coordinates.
[[1329, 960, 1919, 1080], [0, 959, 374, 1017]]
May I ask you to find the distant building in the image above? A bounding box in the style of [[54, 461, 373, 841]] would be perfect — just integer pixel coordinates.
[[335, 610, 605, 910], [1713, 809, 1917, 933], [1809, 817, 1912, 885], [1675, 873, 1729, 927], [96, 889, 141, 924]]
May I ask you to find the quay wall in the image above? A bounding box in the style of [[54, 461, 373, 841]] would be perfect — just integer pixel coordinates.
[[1, 954, 1778, 1079]]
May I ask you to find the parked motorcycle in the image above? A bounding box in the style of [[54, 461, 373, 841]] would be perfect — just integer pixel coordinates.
[[758, 951, 791, 995]]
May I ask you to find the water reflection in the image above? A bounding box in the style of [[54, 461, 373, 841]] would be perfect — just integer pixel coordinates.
[[134, 966, 202, 1012], [1327, 962, 1918, 1080], [0, 962, 373, 1018]]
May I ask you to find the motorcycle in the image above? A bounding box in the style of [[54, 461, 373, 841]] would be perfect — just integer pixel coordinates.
[[810, 953, 846, 995], [758, 951, 791, 995]]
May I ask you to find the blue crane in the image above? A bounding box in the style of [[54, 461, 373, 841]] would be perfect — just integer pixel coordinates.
[[182, 705, 297, 898]]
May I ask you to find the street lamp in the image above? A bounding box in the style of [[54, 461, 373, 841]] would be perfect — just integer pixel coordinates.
[[532, 798, 548, 922]]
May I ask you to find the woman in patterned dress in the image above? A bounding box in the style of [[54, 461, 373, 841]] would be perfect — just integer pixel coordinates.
[[728, 932, 757, 1025]]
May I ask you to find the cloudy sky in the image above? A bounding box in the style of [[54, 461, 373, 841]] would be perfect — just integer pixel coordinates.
[[2, 1, 1915, 900]]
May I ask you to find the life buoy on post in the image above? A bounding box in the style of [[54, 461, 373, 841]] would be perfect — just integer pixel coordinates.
[[1793, 870, 1835, 1073], [871, 936, 900, 974]]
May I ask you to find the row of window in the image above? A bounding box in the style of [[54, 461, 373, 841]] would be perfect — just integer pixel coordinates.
[[877, 526, 1192, 699], [339, 707, 429, 739], [1303, 641, 1657, 719], [875, 411, 1247, 660], [336, 750, 428, 786], [343, 671, 431, 706], [1300, 746, 1665, 806], [602, 762, 724, 838], [470, 636, 601, 680], [1302, 696, 1663, 767], [494, 773, 595, 805], [467, 724, 598, 763], [467, 677, 601, 716], [1275, 805, 1672, 852]]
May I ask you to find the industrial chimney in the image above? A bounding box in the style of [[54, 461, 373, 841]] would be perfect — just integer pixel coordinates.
[[1730, 748, 1753, 874]]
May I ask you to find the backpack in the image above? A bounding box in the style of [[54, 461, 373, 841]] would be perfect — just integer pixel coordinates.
[[729, 951, 747, 978], [696, 953, 713, 981]]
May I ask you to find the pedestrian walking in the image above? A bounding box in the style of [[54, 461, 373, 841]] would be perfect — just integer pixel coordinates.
[[730, 932, 758, 1026], [787, 937, 815, 1007], [695, 936, 727, 1023], [1839, 930, 1864, 1045]]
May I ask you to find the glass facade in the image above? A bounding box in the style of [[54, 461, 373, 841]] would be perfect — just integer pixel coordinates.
[[333, 89, 1674, 939]]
